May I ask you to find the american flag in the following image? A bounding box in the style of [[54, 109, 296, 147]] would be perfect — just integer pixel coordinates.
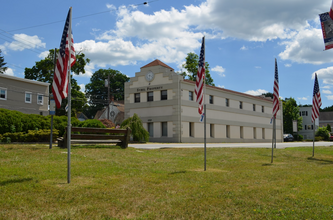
[[311, 73, 322, 122], [195, 37, 205, 115], [272, 58, 279, 117], [52, 8, 76, 109]]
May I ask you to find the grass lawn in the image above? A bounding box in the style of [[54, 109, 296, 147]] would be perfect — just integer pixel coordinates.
[[1, 143, 333, 219]]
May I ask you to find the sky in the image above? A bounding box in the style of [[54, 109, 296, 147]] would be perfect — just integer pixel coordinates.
[[2, 0, 333, 108]]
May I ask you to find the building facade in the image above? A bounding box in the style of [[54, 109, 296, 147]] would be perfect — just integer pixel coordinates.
[[124, 60, 283, 143], [298, 106, 319, 140], [0, 74, 49, 115]]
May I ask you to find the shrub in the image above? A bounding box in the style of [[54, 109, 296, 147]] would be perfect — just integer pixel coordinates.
[[81, 119, 106, 128], [121, 113, 149, 142], [1, 129, 59, 143], [315, 126, 330, 141]]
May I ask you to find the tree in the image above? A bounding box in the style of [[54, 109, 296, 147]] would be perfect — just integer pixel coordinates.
[[121, 113, 149, 142], [0, 49, 7, 74], [327, 124, 331, 132], [262, 92, 273, 99], [320, 105, 333, 112], [24, 49, 90, 115], [282, 98, 303, 134], [180, 52, 215, 86], [84, 69, 130, 119]]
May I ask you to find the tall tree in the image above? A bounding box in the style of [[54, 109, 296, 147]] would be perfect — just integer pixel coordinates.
[[180, 52, 215, 86], [283, 98, 303, 134], [84, 69, 130, 119], [24, 49, 90, 115], [0, 49, 8, 74], [262, 92, 273, 99]]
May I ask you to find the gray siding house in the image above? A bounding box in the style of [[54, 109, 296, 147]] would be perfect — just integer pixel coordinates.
[[0, 74, 49, 115]]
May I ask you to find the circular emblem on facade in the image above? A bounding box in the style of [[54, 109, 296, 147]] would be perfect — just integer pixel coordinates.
[[110, 111, 115, 118], [145, 71, 154, 82]]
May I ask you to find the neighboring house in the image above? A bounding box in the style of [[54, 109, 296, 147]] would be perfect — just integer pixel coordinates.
[[0, 74, 49, 116], [124, 59, 284, 143], [77, 112, 88, 121], [298, 106, 319, 140], [95, 99, 124, 126], [319, 111, 333, 128]]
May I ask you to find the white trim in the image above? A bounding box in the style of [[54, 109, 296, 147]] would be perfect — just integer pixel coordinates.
[[0, 87, 7, 100], [25, 92, 32, 103], [37, 93, 43, 105]]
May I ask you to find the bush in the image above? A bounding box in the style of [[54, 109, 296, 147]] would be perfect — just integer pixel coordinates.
[[315, 126, 330, 141], [121, 113, 149, 142], [293, 134, 303, 141], [1, 129, 59, 143], [81, 119, 106, 128]]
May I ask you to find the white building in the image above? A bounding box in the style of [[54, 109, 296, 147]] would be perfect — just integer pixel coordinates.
[[298, 106, 319, 140], [124, 59, 283, 143]]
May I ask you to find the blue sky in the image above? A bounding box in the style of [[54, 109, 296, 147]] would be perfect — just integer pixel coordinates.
[[2, 0, 333, 108]]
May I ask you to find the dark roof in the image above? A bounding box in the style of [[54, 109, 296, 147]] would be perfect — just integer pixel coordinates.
[[183, 79, 273, 103], [319, 112, 333, 121], [140, 59, 174, 70]]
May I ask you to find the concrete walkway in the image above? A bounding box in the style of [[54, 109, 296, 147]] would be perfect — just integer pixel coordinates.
[[129, 141, 333, 150]]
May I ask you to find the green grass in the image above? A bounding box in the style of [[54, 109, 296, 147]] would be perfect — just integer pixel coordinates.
[[1, 144, 333, 219]]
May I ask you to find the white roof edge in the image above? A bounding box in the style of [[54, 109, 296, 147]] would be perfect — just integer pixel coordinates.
[[0, 74, 50, 86]]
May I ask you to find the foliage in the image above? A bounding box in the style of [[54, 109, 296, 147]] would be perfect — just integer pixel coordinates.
[[179, 52, 215, 86], [320, 105, 333, 112], [282, 98, 303, 134], [84, 69, 129, 119], [0, 49, 7, 74], [315, 126, 330, 141], [81, 119, 106, 129], [24, 49, 90, 116], [327, 124, 331, 132], [261, 92, 273, 99], [1, 129, 59, 142], [121, 113, 149, 142]]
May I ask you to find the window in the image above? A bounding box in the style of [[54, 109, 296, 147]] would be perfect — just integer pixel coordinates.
[[0, 88, 7, 100], [253, 104, 256, 111], [302, 111, 308, 116], [305, 125, 307, 130], [209, 95, 213, 104], [225, 98, 229, 107], [189, 122, 194, 137], [240, 126, 243, 139], [25, 92, 32, 103], [162, 122, 168, 136], [253, 127, 256, 139], [239, 101, 243, 109], [262, 106, 264, 113], [161, 90, 167, 100], [37, 94, 43, 105], [210, 124, 214, 137], [226, 125, 230, 138], [134, 93, 140, 103], [148, 123, 154, 137], [262, 128, 265, 139], [307, 125, 313, 130], [189, 91, 193, 101], [147, 92, 153, 102]]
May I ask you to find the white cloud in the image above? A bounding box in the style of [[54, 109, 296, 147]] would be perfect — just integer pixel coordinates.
[[326, 95, 333, 100], [217, 85, 225, 88], [4, 34, 45, 51], [240, 46, 248, 50], [297, 97, 308, 101], [255, 66, 261, 69], [4, 68, 14, 76], [79, 84, 85, 93], [322, 85, 331, 89], [285, 63, 292, 67], [244, 89, 268, 96], [313, 67, 333, 85], [38, 51, 50, 59], [322, 90, 332, 94], [212, 65, 225, 77]]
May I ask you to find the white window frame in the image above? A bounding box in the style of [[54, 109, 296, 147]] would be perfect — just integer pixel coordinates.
[[25, 92, 32, 103], [0, 87, 7, 100], [37, 93, 43, 105]]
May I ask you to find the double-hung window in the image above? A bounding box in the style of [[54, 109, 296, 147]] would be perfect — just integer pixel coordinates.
[[0, 88, 7, 100], [25, 92, 32, 103]]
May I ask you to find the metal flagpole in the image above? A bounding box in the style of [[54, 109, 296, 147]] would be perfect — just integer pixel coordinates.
[[67, 7, 73, 184], [203, 36, 206, 171], [312, 120, 315, 157], [271, 116, 275, 163]]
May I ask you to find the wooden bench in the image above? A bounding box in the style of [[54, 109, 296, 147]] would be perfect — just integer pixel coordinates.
[[57, 127, 131, 149]]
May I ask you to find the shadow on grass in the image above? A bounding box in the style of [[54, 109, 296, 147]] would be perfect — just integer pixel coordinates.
[[71, 145, 124, 149], [169, 170, 187, 175], [262, 163, 273, 166], [0, 178, 33, 186], [307, 157, 333, 165]]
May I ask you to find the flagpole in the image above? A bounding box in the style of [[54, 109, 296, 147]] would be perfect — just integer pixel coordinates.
[[271, 116, 275, 163], [312, 120, 315, 157], [67, 7, 73, 184], [203, 36, 206, 171]]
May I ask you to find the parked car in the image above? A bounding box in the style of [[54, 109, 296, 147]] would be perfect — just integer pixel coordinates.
[[283, 134, 294, 142], [330, 133, 333, 141]]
